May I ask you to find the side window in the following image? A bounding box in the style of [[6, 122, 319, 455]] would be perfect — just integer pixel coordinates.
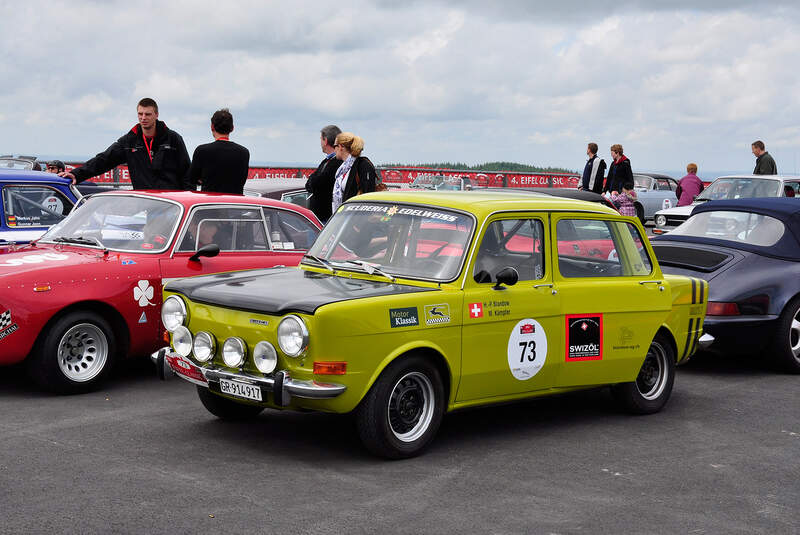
[[556, 219, 652, 277], [2, 186, 73, 227], [655, 179, 670, 191], [177, 207, 267, 252], [263, 208, 319, 251], [667, 179, 679, 192], [784, 182, 800, 197], [473, 219, 545, 283]]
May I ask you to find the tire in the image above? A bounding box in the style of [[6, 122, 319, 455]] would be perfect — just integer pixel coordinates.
[[612, 333, 675, 414], [356, 355, 445, 459], [769, 296, 800, 374], [27, 310, 117, 394], [196, 386, 265, 420], [635, 203, 645, 225]]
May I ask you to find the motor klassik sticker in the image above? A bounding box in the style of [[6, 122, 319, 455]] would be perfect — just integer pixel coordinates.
[[565, 314, 603, 361], [389, 307, 419, 328]]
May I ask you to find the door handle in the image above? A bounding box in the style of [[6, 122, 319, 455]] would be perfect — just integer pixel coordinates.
[[533, 283, 557, 295], [639, 280, 665, 291]]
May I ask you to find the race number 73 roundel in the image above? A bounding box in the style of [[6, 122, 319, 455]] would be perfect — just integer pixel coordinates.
[[507, 319, 547, 380]]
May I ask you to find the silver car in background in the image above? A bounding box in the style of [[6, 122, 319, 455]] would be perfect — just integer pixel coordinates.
[[632, 173, 679, 223]]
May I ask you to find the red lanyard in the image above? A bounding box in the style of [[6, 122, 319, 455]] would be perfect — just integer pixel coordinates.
[[142, 133, 154, 163]]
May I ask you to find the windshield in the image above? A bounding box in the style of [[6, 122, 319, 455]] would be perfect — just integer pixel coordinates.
[[40, 195, 182, 252], [699, 177, 780, 201], [410, 175, 443, 189], [307, 202, 475, 281], [0, 158, 35, 170], [670, 210, 785, 246]]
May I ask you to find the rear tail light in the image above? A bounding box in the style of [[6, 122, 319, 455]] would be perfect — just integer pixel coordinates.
[[707, 302, 740, 316], [313, 361, 347, 375]]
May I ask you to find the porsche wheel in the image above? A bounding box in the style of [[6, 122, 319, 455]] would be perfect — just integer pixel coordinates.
[[197, 386, 265, 420], [769, 296, 800, 374], [28, 310, 117, 394], [612, 333, 675, 414], [356, 355, 445, 459]]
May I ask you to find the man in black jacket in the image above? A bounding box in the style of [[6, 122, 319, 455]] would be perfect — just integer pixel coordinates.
[[305, 125, 343, 222], [61, 98, 190, 190], [579, 142, 606, 193], [752, 140, 778, 175], [188, 108, 250, 194]]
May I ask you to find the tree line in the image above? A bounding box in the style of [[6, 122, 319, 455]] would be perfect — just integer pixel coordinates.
[[381, 161, 576, 174]]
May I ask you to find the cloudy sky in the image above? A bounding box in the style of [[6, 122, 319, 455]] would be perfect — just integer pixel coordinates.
[[2, 0, 799, 178]]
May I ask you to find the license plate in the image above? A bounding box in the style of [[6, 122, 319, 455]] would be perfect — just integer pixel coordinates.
[[219, 378, 263, 402]]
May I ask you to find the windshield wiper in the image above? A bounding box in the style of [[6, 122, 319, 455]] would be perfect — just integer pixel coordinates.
[[53, 236, 106, 249], [302, 253, 335, 273], [344, 260, 396, 282]]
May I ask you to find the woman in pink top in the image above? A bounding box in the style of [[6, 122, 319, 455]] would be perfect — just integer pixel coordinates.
[[676, 163, 704, 206]]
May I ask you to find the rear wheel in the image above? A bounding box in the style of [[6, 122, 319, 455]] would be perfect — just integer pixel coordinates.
[[356, 356, 445, 459], [635, 203, 645, 224], [769, 296, 800, 374], [28, 311, 116, 394], [196, 386, 265, 420], [612, 333, 675, 414]]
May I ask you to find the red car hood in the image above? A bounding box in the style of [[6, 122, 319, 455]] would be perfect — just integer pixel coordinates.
[[0, 245, 116, 280]]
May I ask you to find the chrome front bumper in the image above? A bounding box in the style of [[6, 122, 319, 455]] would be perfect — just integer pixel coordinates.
[[151, 347, 346, 405]]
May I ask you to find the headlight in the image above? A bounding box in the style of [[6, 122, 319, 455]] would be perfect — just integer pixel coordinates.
[[173, 326, 193, 357], [277, 315, 309, 357], [222, 337, 247, 368], [192, 331, 216, 363], [253, 341, 278, 373], [162, 296, 187, 332], [655, 214, 667, 227]]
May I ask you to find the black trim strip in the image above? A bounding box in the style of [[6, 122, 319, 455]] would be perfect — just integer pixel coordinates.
[[691, 278, 697, 304], [683, 317, 695, 360]]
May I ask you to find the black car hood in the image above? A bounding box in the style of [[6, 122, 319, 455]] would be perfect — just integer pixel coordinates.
[[166, 267, 437, 315]]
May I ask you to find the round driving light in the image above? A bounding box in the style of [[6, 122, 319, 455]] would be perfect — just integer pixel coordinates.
[[222, 337, 247, 368], [192, 331, 216, 363], [253, 341, 278, 373], [277, 315, 309, 357], [173, 326, 193, 357], [162, 296, 187, 333], [655, 214, 667, 227]]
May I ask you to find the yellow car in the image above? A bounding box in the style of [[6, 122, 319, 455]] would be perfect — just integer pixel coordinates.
[[154, 191, 707, 458]]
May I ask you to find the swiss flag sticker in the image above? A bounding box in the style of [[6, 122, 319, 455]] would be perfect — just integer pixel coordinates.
[[469, 302, 483, 318]]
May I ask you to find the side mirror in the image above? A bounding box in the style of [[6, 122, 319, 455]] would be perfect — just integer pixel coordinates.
[[189, 243, 220, 262], [493, 267, 519, 290]]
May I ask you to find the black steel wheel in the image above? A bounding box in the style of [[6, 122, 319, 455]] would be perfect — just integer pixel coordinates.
[[612, 333, 675, 414], [196, 386, 265, 420], [356, 355, 445, 459]]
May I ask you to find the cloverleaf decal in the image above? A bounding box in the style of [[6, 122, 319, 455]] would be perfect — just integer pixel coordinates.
[[134, 279, 155, 307]]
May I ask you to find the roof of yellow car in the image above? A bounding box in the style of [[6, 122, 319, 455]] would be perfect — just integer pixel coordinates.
[[352, 190, 619, 217]]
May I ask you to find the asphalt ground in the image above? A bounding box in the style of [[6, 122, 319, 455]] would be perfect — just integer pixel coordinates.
[[0, 352, 797, 535]]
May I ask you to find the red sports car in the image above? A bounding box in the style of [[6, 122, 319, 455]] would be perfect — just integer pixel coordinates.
[[0, 190, 321, 393]]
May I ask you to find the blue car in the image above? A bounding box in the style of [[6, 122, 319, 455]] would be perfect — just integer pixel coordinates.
[[0, 169, 82, 244]]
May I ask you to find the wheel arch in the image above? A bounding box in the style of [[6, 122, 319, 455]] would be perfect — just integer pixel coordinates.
[[360, 342, 454, 408], [655, 325, 678, 362], [32, 300, 130, 358]]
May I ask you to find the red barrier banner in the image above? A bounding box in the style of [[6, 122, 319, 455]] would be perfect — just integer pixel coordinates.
[[68, 164, 579, 189]]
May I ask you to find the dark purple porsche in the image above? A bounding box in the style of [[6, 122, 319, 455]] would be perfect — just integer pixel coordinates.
[[651, 197, 800, 373]]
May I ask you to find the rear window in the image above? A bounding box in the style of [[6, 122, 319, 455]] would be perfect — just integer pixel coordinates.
[[670, 211, 785, 246]]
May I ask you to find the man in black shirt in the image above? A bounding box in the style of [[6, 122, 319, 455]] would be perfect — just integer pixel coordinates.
[[188, 108, 250, 194], [305, 124, 343, 222], [61, 97, 191, 190]]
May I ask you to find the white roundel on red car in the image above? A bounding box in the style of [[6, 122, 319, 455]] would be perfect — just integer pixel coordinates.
[[507, 319, 548, 380]]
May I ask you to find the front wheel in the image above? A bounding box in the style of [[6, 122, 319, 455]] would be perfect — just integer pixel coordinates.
[[196, 386, 265, 420], [356, 356, 445, 459], [612, 333, 675, 414], [769, 296, 800, 374], [28, 310, 117, 394]]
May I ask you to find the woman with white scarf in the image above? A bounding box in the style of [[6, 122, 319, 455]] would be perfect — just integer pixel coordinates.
[[331, 132, 377, 214]]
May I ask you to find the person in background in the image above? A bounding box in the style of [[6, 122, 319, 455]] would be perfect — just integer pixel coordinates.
[[331, 132, 377, 214], [46, 160, 65, 174], [751, 140, 777, 175], [579, 142, 606, 193], [60, 97, 191, 190], [676, 163, 704, 206], [604, 143, 633, 195], [305, 125, 343, 222], [188, 108, 250, 194], [611, 181, 637, 217]]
